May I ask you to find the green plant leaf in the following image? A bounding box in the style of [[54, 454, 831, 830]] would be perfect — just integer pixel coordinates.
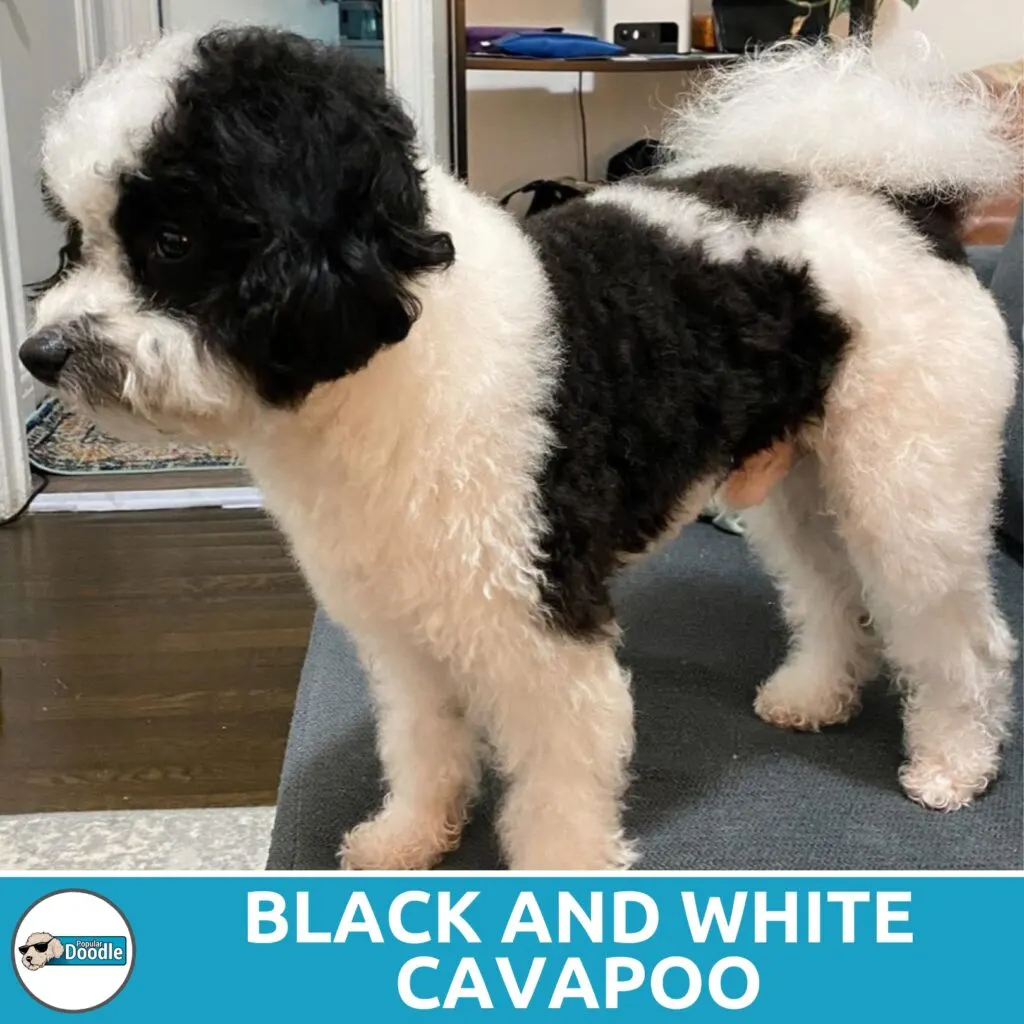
[[903, 0, 921, 9]]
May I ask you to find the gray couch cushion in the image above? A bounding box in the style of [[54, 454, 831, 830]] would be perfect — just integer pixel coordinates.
[[268, 523, 1022, 871]]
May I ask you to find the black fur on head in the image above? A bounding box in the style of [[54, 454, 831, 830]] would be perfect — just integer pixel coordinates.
[[113, 27, 454, 405]]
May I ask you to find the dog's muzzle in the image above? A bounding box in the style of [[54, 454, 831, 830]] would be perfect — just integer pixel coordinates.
[[19, 316, 128, 404]]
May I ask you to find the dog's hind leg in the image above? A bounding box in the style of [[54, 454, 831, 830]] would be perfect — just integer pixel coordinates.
[[744, 452, 880, 731], [833, 504, 1016, 811], [891, 581, 1016, 811], [339, 629, 481, 870], [816, 279, 1017, 810]]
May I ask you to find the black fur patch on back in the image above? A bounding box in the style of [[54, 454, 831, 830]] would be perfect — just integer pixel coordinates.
[[886, 193, 968, 265], [643, 167, 807, 225], [525, 197, 850, 637]]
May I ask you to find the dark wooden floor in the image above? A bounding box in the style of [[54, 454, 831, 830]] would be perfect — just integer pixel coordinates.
[[0, 509, 313, 813]]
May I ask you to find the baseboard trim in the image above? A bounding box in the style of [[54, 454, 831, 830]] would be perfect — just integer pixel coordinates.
[[30, 485, 264, 513]]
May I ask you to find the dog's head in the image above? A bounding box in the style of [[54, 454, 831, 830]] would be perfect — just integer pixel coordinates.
[[19, 933, 64, 971], [21, 28, 454, 440]]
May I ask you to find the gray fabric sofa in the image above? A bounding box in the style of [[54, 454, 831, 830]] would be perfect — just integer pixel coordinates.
[[268, 216, 1024, 871]]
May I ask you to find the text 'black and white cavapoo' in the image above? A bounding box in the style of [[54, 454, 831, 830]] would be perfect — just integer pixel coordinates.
[[22, 28, 1018, 869]]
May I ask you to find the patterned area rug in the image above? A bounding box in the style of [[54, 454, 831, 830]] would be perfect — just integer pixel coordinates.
[[26, 397, 240, 475]]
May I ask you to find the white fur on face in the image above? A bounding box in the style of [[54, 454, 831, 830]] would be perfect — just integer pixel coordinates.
[[42, 33, 197, 232], [31, 264, 246, 439], [33, 32, 249, 439]]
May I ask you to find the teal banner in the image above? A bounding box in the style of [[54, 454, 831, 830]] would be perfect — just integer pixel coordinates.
[[4, 876, 1022, 1019]]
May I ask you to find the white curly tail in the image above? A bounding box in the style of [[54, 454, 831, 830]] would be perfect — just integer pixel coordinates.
[[663, 37, 1019, 202]]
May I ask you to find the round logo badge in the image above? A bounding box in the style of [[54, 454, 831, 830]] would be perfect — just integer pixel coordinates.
[[12, 890, 135, 1012]]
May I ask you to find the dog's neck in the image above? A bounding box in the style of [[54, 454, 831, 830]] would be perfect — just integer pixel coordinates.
[[232, 166, 558, 559]]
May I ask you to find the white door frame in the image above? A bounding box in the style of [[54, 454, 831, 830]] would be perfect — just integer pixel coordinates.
[[383, 0, 451, 168], [1, 1, 148, 519], [0, 83, 31, 520], [100, 0, 162, 52], [75, 1, 106, 70], [0, 0, 106, 518]]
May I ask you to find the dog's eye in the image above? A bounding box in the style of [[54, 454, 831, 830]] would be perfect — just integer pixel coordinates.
[[152, 226, 191, 262]]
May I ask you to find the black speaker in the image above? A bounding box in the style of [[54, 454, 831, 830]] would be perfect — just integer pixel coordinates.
[[613, 22, 683, 54], [602, 2, 692, 54]]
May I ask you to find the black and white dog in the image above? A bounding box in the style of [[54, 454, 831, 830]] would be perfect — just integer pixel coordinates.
[[21, 29, 1017, 868]]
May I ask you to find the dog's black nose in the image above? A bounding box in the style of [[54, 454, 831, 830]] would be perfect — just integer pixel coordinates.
[[20, 330, 73, 386]]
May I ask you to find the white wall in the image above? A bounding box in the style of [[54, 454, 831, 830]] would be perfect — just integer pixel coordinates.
[[893, 0, 1024, 72]]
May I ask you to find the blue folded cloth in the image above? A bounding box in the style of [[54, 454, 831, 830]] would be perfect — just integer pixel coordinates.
[[495, 31, 625, 59]]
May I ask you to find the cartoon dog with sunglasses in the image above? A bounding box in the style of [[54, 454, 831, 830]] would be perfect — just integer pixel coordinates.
[[18, 933, 64, 971]]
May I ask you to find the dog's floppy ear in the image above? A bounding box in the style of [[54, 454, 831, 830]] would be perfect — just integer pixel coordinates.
[[48, 938, 64, 960], [235, 157, 454, 407]]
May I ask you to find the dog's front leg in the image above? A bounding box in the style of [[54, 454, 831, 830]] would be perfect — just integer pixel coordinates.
[[478, 632, 636, 870], [339, 629, 481, 870]]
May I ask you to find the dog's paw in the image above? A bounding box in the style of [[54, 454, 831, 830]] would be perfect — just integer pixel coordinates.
[[339, 806, 465, 871], [899, 757, 995, 811], [754, 664, 861, 732]]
